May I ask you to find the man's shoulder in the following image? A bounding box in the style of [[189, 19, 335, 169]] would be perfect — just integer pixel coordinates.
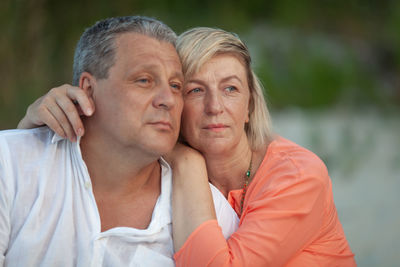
[[0, 127, 73, 203], [0, 126, 54, 139], [0, 128, 59, 209], [0, 127, 66, 170], [0, 127, 58, 149]]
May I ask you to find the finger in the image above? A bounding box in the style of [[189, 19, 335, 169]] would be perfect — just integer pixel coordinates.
[[23, 97, 48, 128], [66, 87, 94, 116], [74, 101, 85, 117], [55, 95, 85, 137], [46, 102, 77, 142], [40, 107, 68, 139]]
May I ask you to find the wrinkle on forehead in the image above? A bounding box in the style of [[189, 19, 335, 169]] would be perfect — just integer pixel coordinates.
[[189, 55, 247, 87], [115, 33, 180, 63], [111, 33, 183, 79]]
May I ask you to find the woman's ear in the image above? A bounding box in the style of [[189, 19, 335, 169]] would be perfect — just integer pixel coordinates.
[[79, 72, 96, 97]]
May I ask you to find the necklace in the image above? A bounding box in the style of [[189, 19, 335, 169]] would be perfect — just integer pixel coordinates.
[[240, 152, 253, 216]]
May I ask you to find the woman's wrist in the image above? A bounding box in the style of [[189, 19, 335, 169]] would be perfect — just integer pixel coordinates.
[[172, 151, 207, 178]]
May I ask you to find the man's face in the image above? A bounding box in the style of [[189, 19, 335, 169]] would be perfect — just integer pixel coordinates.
[[90, 33, 184, 157]]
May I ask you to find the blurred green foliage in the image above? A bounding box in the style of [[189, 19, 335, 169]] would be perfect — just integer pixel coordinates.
[[1, 0, 399, 129]]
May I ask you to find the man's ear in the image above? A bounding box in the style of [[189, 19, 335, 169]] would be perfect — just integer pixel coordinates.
[[79, 72, 96, 97]]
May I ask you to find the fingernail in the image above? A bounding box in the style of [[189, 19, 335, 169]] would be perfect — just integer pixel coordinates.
[[86, 108, 93, 116]]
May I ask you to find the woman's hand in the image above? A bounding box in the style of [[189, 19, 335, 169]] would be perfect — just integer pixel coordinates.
[[17, 84, 95, 142], [163, 142, 205, 170]]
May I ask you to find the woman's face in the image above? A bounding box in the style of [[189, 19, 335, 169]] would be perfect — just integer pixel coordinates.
[[181, 54, 250, 155]]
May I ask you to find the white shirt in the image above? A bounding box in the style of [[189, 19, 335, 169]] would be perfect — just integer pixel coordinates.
[[0, 127, 239, 267]]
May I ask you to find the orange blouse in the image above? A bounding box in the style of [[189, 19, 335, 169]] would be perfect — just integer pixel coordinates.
[[174, 137, 356, 266]]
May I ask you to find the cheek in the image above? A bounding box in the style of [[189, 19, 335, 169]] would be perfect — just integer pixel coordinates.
[[180, 123, 196, 148], [173, 97, 184, 122], [181, 112, 194, 135], [182, 101, 199, 122], [181, 108, 197, 141], [231, 100, 249, 123], [244, 105, 250, 123]]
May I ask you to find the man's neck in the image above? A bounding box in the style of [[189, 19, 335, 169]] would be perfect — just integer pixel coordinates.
[[79, 126, 163, 231], [79, 132, 160, 195]]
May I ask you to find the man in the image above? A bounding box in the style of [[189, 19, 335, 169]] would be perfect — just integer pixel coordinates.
[[0, 16, 238, 266]]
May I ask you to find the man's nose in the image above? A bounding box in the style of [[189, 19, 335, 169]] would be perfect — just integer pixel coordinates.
[[153, 83, 176, 110]]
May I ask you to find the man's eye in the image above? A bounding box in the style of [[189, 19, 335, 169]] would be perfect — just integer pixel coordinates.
[[171, 83, 182, 91], [135, 77, 153, 87], [188, 88, 202, 94], [137, 78, 149, 83]]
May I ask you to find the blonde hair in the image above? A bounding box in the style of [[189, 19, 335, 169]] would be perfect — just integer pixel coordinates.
[[176, 27, 274, 149]]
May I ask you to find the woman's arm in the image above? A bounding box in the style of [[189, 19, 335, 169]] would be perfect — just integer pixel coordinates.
[[173, 150, 341, 267], [165, 143, 217, 251], [17, 84, 94, 142]]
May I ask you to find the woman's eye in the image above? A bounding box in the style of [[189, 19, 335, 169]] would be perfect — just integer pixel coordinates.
[[225, 86, 237, 92]]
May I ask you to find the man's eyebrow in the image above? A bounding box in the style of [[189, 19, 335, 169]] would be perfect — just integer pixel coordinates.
[[129, 65, 184, 81], [133, 64, 157, 71], [171, 71, 184, 81]]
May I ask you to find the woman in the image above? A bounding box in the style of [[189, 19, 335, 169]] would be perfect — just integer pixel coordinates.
[[18, 27, 356, 266]]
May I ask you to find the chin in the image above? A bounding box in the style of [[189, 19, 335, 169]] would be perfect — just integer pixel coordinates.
[[145, 131, 178, 151], [149, 141, 176, 156], [197, 141, 232, 155], [156, 146, 175, 156]]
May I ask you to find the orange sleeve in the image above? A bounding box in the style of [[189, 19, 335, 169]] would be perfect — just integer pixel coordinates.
[[174, 220, 230, 266], [174, 139, 355, 266]]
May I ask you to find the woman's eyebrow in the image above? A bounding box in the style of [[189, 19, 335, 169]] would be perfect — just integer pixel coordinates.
[[220, 75, 243, 86], [186, 75, 243, 86], [185, 79, 207, 86]]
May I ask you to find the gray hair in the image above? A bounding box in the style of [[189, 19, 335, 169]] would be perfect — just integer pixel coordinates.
[[72, 16, 177, 85], [177, 27, 274, 149]]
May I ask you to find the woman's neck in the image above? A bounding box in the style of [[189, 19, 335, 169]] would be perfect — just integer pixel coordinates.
[[205, 136, 253, 197], [205, 135, 269, 197]]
